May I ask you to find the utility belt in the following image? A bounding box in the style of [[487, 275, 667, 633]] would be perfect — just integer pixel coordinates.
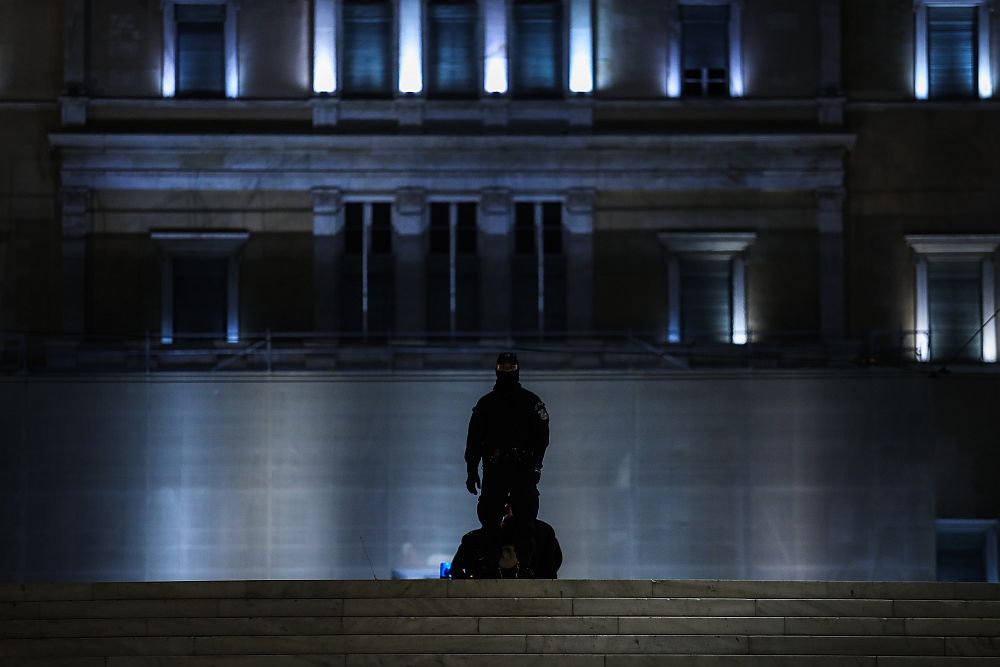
[[486, 446, 537, 469]]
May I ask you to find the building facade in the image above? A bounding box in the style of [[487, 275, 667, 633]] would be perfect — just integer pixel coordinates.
[[0, 0, 998, 581]]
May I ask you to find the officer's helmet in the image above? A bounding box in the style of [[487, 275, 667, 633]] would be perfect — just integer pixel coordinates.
[[495, 352, 519, 374]]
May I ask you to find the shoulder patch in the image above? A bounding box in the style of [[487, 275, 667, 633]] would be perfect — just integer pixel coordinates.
[[535, 401, 549, 422]]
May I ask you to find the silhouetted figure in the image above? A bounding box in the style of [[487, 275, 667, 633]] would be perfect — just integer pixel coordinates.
[[465, 352, 549, 568], [451, 517, 562, 579]]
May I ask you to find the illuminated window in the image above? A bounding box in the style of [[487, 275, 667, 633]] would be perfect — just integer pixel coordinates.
[[906, 235, 999, 363], [658, 233, 754, 345], [428, 202, 479, 337], [342, 0, 393, 97], [668, 0, 743, 98], [914, 0, 993, 99], [342, 203, 394, 338], [428, 1, 478, 98], [162, 1, 238, 98], [513, 202, 565, 337], [680, 4, 729, 97], [176, 5, 225, 96], [512, 1, 564, 98]]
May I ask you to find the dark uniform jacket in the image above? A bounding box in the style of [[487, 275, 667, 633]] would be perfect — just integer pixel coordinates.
[[464, 381, 549, 471], [450, 520, 563, 579]]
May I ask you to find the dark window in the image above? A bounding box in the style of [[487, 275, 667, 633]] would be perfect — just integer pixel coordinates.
[[344, 203, 364, 255], [512, 202, 564, 337], [929, 260, 981, 361], [173, 256, 227, 338], [428, 1, 478, 97], [542, 202, 562, 255], [342, 1, 393, 97], [429, 203, 451, 255], [680, 257, 731, 343], [340, 203, 394, 338], [514, 202, 536, 254], [513, 1, 563, 97], [928, 6, 978, 99], [427, 203, 479, 337], [680, 4, 729, 97], [176, 4, 226, 97], [456, 203, 477, 255]]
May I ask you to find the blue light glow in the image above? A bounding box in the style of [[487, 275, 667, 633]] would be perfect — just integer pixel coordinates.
[[313, 0, 337, 94], [398, 0, 423, 93], [568, 0, 593, 93]]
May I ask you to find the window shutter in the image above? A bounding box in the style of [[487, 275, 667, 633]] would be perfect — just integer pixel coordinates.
[[513, 1, 563, 97], [929, 260, 982, 360], [342, 1, 392, 97], [928, 6, 977, 99], [429, 1, 478, 97], [176, 5, 226, 97], [680, 257, 731, 343]]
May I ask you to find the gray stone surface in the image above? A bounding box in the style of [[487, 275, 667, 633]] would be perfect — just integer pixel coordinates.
[[905, 618, 1000, 636], [218, 599, 343, 618], [341, 616, 478, 635], [478, 616, 618, 635], [895, 601, 1000, 618], [0, 636, 194, 658], [525, 634, 748, 654], [193, 634, 527, 655], [605, 658, 876, 667], [573, 598, 756, 617], [0, 660, 107, 667], [346, 656, 603, 667], [748, 635, 944, 656], [756, 599, 894, 618], [944, 636, 1000, 657], [343, 597, 572, 617], [784, 616, 905, 636], [619, 616, 783, 635], [38, 600, 220, 620], [109, 659, 347, 667]]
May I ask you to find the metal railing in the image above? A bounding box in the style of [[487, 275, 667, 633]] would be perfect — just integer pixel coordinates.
[[3, 327, 990, 375]]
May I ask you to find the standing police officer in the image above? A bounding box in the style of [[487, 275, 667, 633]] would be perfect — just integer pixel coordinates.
[[465, 352, 549, 569]]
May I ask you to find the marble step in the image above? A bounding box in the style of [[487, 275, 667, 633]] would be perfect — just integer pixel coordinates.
[[6, 657, 1000, 667], [2, 580, 999, 603]]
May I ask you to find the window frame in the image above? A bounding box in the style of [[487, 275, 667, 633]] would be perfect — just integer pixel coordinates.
[[509, 0, 570, 99], [151, 231, 248, 345], [668, 0, 744, 98], [338, 0, 399, 98], [936, 519, 1000, 583], [658, 232, 755, 345], [162, 0, 239, 99], [342, 198, 396, 338], [427, 198, 480, 337], [906, 235, 1000, 363], [424, 0, 483, 99], [512, 197, 566, 337], [914, 0, 994, 100]]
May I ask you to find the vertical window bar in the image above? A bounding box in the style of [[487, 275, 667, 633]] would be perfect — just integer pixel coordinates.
[[314, 0, 338, 93], [535, 202, 545, 337], [362, 202, 372, 338], [449, 203, 458, 336], [732, 255, 747, 345], [667, 257, 681, 343]]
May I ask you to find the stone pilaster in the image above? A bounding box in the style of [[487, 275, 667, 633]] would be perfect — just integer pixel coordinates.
[[312, 187, 344, 334], [61, 187, 90, 336], [478, 188, 514, 339], [564, 188, 595, 335], [61, 0, 88, 126], [818, 0, 844, 126], [817, 188, 846, 341], [392, 188, 428, 338]]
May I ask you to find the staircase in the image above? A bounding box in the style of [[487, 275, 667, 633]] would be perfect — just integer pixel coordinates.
[[1, 579, 998, 665]]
